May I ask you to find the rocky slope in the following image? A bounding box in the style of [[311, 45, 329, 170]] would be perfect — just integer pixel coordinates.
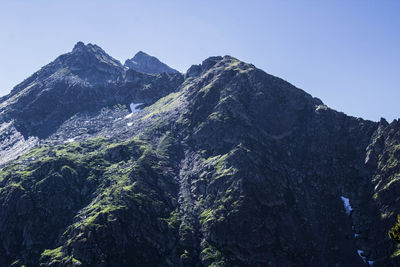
[[0, 43, 399, 266]]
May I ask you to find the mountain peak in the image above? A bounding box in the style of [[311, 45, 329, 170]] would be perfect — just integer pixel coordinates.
[[71, 42, 104, 55], [124, 51, 179, 74], [135, 50, 147, 56], [72, 41, 86, 51], [70, 42, 115, 60], [61, 42, 123, 74], [185, 56, 223, 77]]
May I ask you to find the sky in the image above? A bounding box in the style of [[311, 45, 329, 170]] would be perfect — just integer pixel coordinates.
[[0, 0, 399, 121]]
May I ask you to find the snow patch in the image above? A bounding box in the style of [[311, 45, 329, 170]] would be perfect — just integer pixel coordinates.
[[340, 196, 353, 215], [315, 105, 328, 112], [65, 138, 75, 143], [130, 103, 143, 113], [127, 122, 133, 127], [357, 249, 374, 265], [124, 102, 144, 119], [357, 250, 366, 261], [339, 197, 374, 264], [125, 113, 133, 119]]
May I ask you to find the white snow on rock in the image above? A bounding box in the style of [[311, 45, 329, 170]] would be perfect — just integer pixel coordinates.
[[358, 249, 374, 265], [358, 250, 366, 261], [340, 196, 353, 215], [65, 138, 75, 143], [125, 113, 133, 119], [130, 103, 143, 113], [339, 196, 375, 263], [125, 102, 144, 119], [127, 122, 133, 127], [357, 247, 374, 265]]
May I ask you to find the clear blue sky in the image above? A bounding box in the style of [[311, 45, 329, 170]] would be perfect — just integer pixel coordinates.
[[0, 0, 399, 121]]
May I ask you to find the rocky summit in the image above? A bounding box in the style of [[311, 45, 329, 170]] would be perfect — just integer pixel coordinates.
[[124, 51, 179, 74], [0, 42, 399, 267]]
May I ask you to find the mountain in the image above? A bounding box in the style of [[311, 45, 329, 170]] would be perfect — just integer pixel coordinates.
[[124, 51, 179, 74], [0, 42, 183, 164], [0, 43, 399, 266]]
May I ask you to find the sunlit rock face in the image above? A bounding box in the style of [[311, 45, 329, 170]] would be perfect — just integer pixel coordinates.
[[0, 43, 399, 266]]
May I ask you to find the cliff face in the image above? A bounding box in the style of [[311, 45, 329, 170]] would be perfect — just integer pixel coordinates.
[[0, 43, 399, 266]]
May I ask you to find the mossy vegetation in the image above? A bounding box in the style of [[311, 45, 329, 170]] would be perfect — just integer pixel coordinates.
[[200, 209, 216, 225], [40, 245, 82, 266], [41, 246, 63, 258], [0, 133, 181, 266], [40, 246, 67, 265], [389, 215, 400, 243], [392, 244, 400, 258], [141, 90, 183, 120], [378, 143, 400, 171], [156, 131, 177, 161], [163, 209, 180, 230], [201, 241, 227, 266], [203, 150, 238, 180], [180, 249, 190, 261]]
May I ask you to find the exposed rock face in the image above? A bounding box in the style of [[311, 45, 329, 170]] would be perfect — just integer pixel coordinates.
[[0, 44, 399, 266], [124, 51, 179, 74], [0, 121, 38, 165]]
